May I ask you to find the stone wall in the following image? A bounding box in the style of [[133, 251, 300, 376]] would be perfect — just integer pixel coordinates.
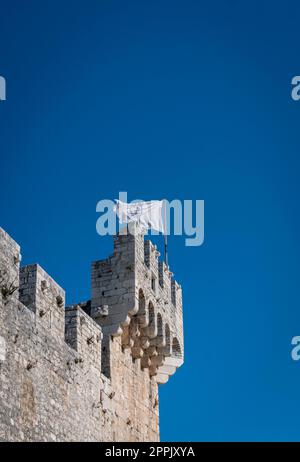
[[0, 226, 183, 442]]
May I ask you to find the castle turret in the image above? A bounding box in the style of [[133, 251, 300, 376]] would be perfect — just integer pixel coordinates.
[[91, 224, 184, 384]]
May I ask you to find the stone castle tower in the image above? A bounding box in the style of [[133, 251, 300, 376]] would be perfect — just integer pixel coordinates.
[[0, 225, 184, 441]]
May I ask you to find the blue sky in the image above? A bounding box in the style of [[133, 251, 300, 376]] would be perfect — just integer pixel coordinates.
[[1, 0, 300, 441]]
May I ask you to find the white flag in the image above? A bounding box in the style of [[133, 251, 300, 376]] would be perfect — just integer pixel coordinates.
[[113, 200, 165, 233]]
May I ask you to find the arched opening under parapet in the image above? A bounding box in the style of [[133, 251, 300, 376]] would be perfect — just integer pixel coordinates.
[[136, 289, 148, 330], [157, 312, 164, 346], [165, 324, 171, 356], [138, 289, 145, 313], [147, 301, 156, 338], [172, 337, 182, 358]]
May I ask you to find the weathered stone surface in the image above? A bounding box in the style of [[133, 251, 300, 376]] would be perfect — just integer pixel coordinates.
[[0, 225, 184, 442]]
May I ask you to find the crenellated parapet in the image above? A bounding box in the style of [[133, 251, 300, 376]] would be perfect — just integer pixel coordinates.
[[0, 228, 21, 303], [91, 224, 184, 384]]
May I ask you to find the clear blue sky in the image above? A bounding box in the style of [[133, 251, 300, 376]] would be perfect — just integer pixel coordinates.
[[1, 0, 300, 441]]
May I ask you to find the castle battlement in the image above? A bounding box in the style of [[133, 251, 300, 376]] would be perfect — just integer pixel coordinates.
[[91, 225, 184, 384], [0, 226, 184, 442]]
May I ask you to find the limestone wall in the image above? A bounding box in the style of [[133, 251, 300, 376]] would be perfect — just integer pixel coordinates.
[[0, 225, 182, 442]]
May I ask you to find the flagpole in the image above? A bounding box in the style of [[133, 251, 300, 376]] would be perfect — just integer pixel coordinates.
[[163, 200, 168, 267]]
